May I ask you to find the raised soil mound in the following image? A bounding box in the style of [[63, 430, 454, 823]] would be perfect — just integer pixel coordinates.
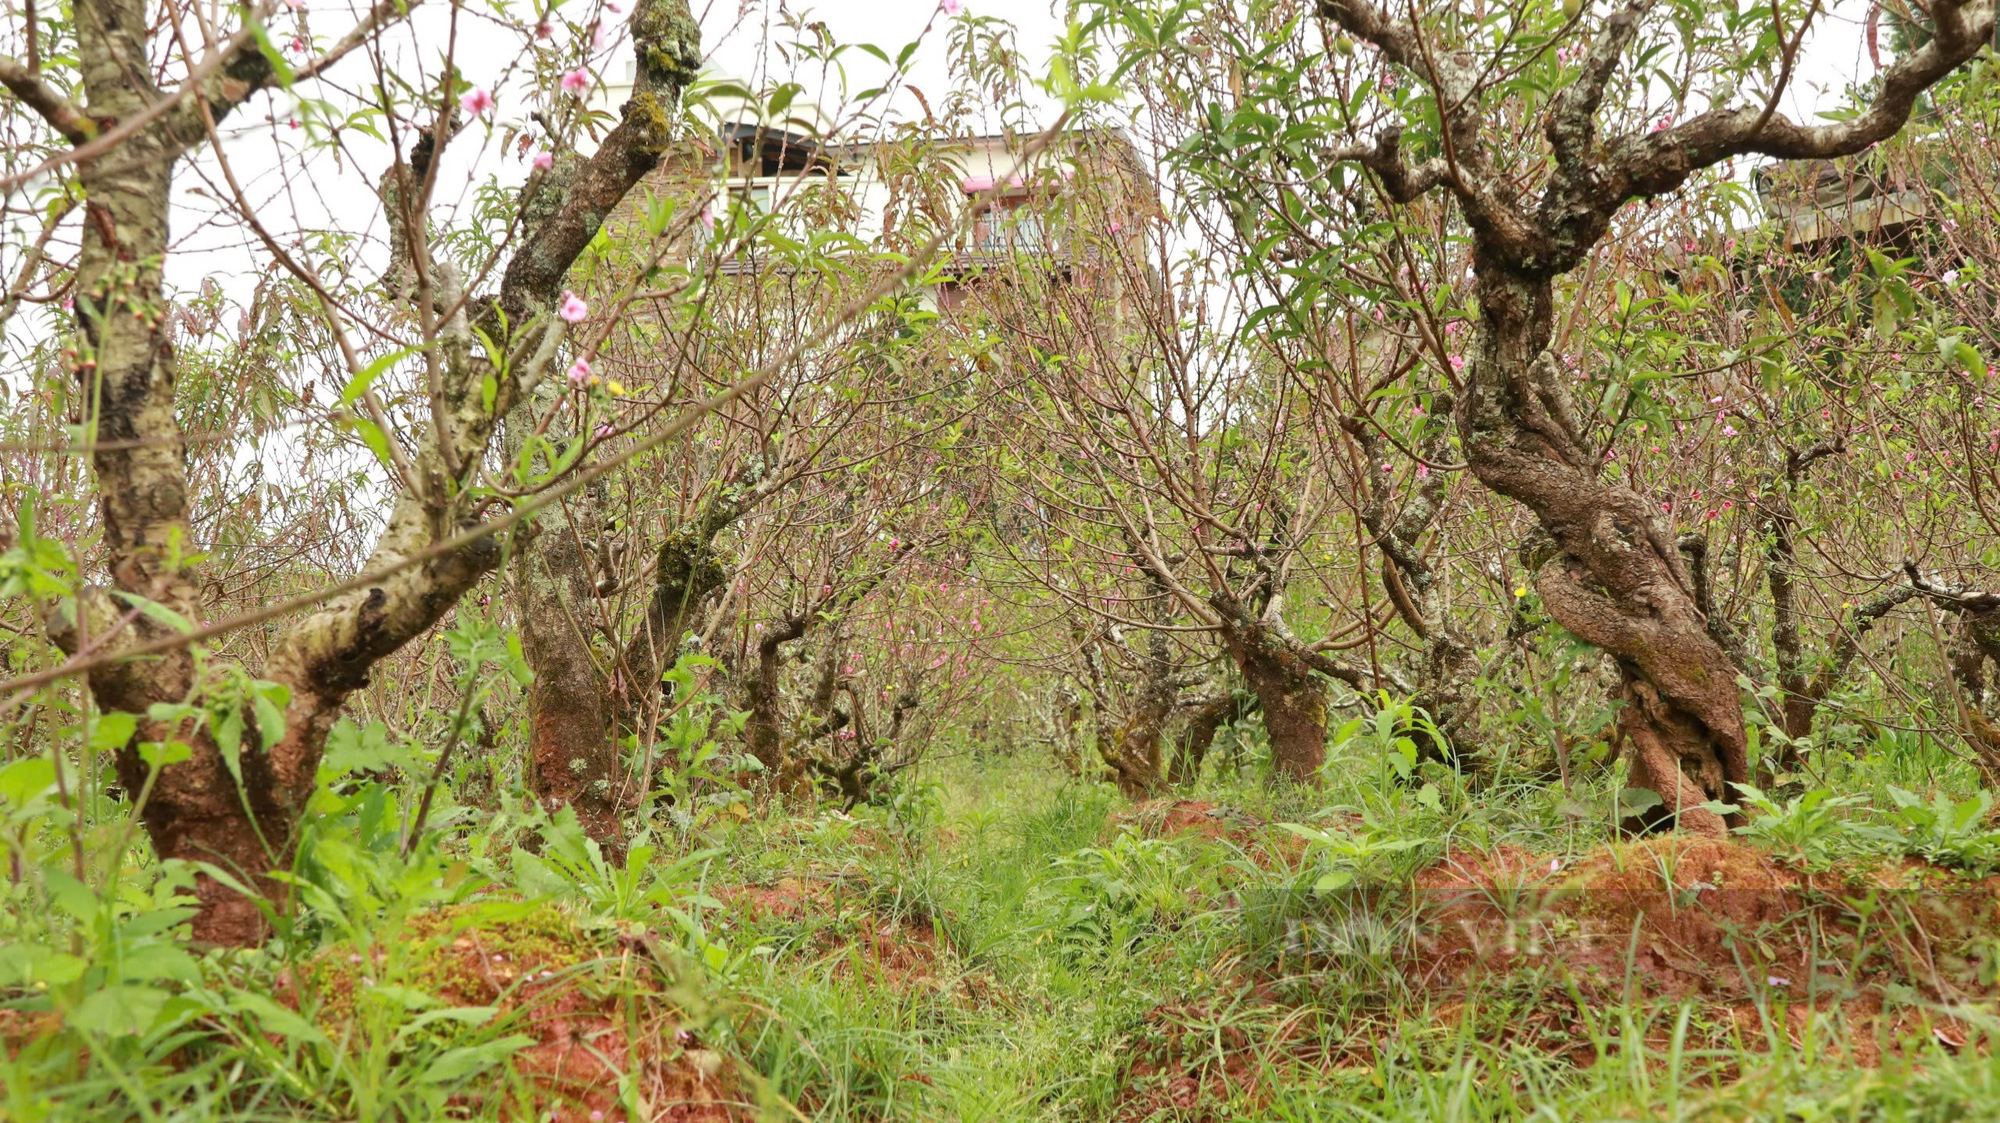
[[1412, 837, 1999, 1005], [709, 876, 946, 988], [290, 904, 747, 1122], [1111, 799, 1308, 864], [1113, 837, 2000, 1120]]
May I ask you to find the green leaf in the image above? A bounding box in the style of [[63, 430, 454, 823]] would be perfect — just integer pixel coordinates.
[[340, 346, 415, 406], [365, 983, 442, 1011], [348, 417, 397, 471], [252, 682, 291, 749], [116, 941, 201, 985], [111, 591, 197, 634], [321, 718, 415, 776], [0, 945, 84, 988], [418, 1035, 538, 1083], [243, 19, 298, 92], [88, 712, 139, 754], [139, 740, 193, 768], [397, 1005, 499, 1040], [0, 758, 55, 806], [69, 984, 170, 1037], [214, 709, 245, 788], [1617, 787, 1665, 816], [227, 991, 330, 1048]]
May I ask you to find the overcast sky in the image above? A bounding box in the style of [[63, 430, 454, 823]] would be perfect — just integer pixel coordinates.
[[687, 0, 1872, 134], [7, 0, 1887, 321], [696, 0, 1070, 125]]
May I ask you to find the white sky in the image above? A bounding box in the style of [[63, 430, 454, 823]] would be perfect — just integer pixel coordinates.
[[0, 0, 1886, 344], [694, 0, 1071, 128]]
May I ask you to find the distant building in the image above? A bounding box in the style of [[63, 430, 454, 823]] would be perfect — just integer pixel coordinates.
[[590, 66, 1159, 313], [1753, 158, 1931, 250]]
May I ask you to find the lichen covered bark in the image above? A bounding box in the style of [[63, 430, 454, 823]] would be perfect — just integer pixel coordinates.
[[1100, 629, 1178, 798], [1218, 618, 1328, 784], [506, 499, 623, 845], [1461, 269, 1745, 834], [48, 0, 700, 943], [1167, 691, 1237, 786]]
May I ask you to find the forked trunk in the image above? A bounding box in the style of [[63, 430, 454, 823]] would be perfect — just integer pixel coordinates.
[[1221, 625, 1326, 784], [502, 464, 745, 845], [612, 508, 742, 727], [1931, 590, 2000, 785], [1167, 692, 1236, 786], [743, 617, 807, 783], [110, 719, 309, 946], [1101, 631, 1178, 798], [62, 0, 304, 943]]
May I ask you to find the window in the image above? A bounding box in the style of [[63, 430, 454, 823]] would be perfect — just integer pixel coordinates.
[[975, 198, 1051, 253]]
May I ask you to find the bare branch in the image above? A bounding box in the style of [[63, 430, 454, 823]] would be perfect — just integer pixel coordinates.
[[1810, 582, 1920, 705], [1331, 126, 1453, 204], [1544, 0, 1657, 174], [165, 0, 423, 148], [1316, 0, 1424, 69]]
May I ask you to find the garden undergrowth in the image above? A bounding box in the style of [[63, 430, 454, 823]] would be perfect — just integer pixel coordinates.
[[10, 737, 2000, 1121]]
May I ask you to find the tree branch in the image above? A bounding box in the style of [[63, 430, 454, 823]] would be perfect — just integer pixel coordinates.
[[1596, 0, 1995, 209], [496, 0, 701, 323], [1544, 0, 1656, 175], [0, 55, 91, 143], [1316, 0, 1425, 69]]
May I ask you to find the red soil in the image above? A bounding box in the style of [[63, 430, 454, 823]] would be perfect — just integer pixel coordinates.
[[287, 906, 748, 1122], [1112, 836, 2000, 1119]]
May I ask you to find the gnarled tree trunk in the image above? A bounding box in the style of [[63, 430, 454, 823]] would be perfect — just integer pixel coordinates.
[[507, 493, 622, 844], [1100, 628, 1178, 798], [1315, 0, 1994, 833], [1913, 569, 2000, 784], [735, 547, 908, 791], [44, 0, 700, 943], [1216, 617, 1329, 784], [501, 470, 758, 845], [743, 614, 808, 782], [1167, 689, 1239, 786], [1462, 270, 1746, 834]]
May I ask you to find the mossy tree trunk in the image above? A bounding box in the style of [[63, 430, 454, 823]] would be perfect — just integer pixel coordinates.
[[1100, 628, 1179, 798], [39, 0, 701, 943], [501, 470, 764, 846], [1167, 690, 1240, 786], [1215, 614, 1331, 784]]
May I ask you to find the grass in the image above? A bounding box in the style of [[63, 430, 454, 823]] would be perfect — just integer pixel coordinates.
[[7, 732, 2000, 1121]]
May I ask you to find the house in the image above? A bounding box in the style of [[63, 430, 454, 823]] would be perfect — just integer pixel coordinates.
[[589, 66, 1159, 311], [1753, 157, 1931, 251]]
